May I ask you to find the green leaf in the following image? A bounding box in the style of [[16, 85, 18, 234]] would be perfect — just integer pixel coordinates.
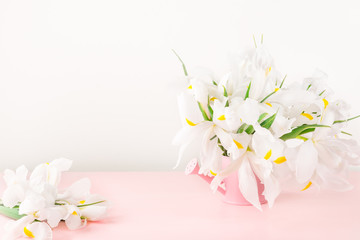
[[237, 123, 248, 133], [207, 104, 214, 121], [253, 34, 257, 48], [172, 49, 188, 76], [225, 100, 229, 107], [244, 82, 251, 100], [210, 135, 217, 140], [280, 124, 330, 141], [319, 89, 326, 96], [0, 206, 25, 220], [333, 115, 360, 124], [223, 86, 228, 97], [299, 128, 315, 135], [258, 113, 268, 122], [341, 131, 352, 136], [245, 125, 255, 134], [279, 74, 287, 88], [197, 102, 210, 121], [260, 112, 277, 129], [212, 80, 218, 86], [260, 91, 276, 103], [306, 84, 312, 90]]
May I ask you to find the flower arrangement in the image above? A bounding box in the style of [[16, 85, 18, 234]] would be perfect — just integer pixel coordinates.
[[0, 158, 108, 240], [172, 38, 360, 210]]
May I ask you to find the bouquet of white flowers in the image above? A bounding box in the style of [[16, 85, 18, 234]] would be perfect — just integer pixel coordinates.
[[0, 158, 108, 240], [172, 39, 360, 210]]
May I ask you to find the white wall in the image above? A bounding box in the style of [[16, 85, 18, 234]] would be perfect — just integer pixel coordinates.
[[0, 0, 359, 171]]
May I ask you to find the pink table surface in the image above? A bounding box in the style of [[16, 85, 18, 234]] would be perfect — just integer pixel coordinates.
[[1, 172, 360, 240]]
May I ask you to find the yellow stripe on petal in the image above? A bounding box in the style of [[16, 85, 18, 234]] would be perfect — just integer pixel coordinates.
[[185, 118, 197, 126], [217, 115, 226, 121], [233, 139, 244, 149], [301, 113, 313, 120], [24, 227, 35, 238], [72, 211, 78, 215], [323, 98, 328, 109], [79, 200, 85, 204], [274, 156, 287, 164], [209, 97, 217, 101], [301, 181, 312, 191], [265, 102, 272, 107], [187, 85, 192, 89], [264, 149, 272, 160], [209, 170, 217, 176], [265, 66, 272, 76]]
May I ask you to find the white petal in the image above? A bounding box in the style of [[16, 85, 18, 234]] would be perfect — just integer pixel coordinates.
[[65, 214, 84, 230], [38, 206, 68, 228], [16, 165, 29, 182], [316, 164, 353, 191], [237, 98, 260, 125], [2, 184, 26, 208], [49, 158, 73, 172], [2, 216, 34, 240], [62, 178, 91, 203], [210, 156, 243, 192], [214, 127, 232, 150], [263, 175, 280, 208], [3, 169, 16, 186], [80, 205, 108, 221], [295, 141, 318, 183], [238, 157, 262, 210], [24, 222, 52, 240], [19, 193, 46, 215]]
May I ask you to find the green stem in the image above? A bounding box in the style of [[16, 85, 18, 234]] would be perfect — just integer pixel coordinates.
[[333, 115, 360, 124], [77, 200, 106, 208]]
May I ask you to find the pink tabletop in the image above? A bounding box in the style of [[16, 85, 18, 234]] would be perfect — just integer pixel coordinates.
[[1, 172, 360, 240]]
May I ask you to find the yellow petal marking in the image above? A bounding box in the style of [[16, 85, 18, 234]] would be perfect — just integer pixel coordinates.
[[323, 98, 328, 109], [209, 170, 217, 176], [274, 156, 287, 164], [274, 88, 279, 92], [264, 149, 272, 160], [301, 113, 313, 120], [301, 181, 312, 191], [187, 85, 192, 89], [185, 118, 197, 126], [265, 66, 272, 76], [45, 162, 49, 165], [79, 200, 86, 204], [72, 211, 78, 215], [210, 97, 217, 101], [24, 227, 35, 238], [217, 115, 226, 121], [265, 102, 272, 107], [233, 139, 244, 149]]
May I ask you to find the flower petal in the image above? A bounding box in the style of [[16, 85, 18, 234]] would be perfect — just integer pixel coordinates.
[[263, 175, 280, 208], [24, 222, 52, 240], [238, 157, 262, 210], [295, 141, 318, 183]]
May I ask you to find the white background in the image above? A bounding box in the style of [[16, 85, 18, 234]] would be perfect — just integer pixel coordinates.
[[0, 0, 360, 171]]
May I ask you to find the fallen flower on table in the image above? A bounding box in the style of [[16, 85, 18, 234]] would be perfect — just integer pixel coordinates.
[[0, 158, 108, 240]]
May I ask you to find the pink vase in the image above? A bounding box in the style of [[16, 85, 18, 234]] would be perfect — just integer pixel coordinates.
[[185, 157, 267, 206]]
